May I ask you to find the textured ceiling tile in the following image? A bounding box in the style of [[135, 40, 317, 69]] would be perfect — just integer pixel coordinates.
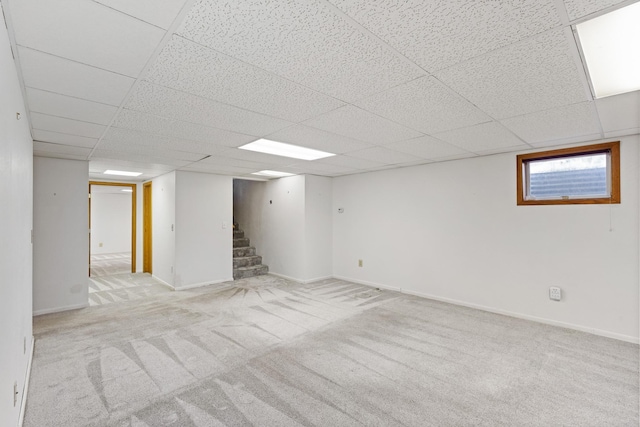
[[91, 149, 191, 167], [35, 152, 88, 161], [313, 154, 386, 170], [345, 146, 422, 165], [146, 36, 346, 122], [595, 91, 640, 134], [32, 130, 98, 149], [31, 113, 106, 139], [222, 148, 301, 166], [265, 124, 371, 154], [355, 76, 491, 134], [500, 102, 601, 144], [302, 105, 423, 145], [102, 127, 231, 156], [27, 88, 118, 125], [180, 164, 259, 175], [33, 141, 92, 157], [384, 136, 470, 160], [94, 0, 188, 29], [177, 0, 424, 102], [99, 140, 207, 162], [19, 47, 134, 106], [126, 81, 293, 136], [11, 0, 165, 77], [197, 155, 272, 170], [435, 29, 589, 119], [332, 0, 561, 71], [563, 0, 628, 20], [286, 162, 358, 175], [433, 122, 528, 153], [112, 109, 255, 147]]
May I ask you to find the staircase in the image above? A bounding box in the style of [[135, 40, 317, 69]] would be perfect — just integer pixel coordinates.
[[232, 225, 268, 279]]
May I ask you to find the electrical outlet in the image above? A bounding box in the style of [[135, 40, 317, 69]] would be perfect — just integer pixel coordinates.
[[358, 259, 363, 267], [99, 242, 103, 247], [549, 286, 562, 301]]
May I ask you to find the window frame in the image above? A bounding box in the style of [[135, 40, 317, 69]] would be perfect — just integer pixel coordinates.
[[516, 141, 620, 206]]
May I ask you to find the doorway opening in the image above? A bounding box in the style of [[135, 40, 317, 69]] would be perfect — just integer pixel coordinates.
[[89, 181, 136, 276]]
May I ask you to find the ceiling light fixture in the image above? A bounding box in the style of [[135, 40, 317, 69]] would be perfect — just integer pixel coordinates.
[[103, 170, 143, 177], [576, 2, 640, 98], [239, 139, 335, 161], [121, 189, 133, 193], [251, 170, 295, 178]]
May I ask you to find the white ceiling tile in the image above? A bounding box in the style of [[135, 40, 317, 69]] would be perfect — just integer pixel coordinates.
[[265, 124, 372, 154], [19, 47, 134, 106], [433, 122, 529, 153], [355, 76, 491, 134], [527, 134, 604, 148], [91, 149, 191, 167], [31, 113, 106, 139], [595, 91, 640, 135], [180, 164, 258, 176], [33, 141, 92, 157], [384, 136, 471, 160], [26, 88, 118, 125], [35, 152, 89, 161], [146, 36, 346, 122], [286, 162, 359, 175], [501, 102, 602, 144], [221, 149, 300, 166], [302, 105, 423, 145], [94, 0, 188, 29], [126, 81, 293, 136], [11, 0, 165, 77], [563, 0, 629, 20], [435, 29, 589, 119], [177, 0, 424, 102], [345, 146, 422, 165], [98, 140, 207, 162], [102, 127, 231, 156], [313, 154, 386, 170], [89, 159, 174, 174], [111, 109, 256, 147], [197, 156, 271, 170], [332, 0, 561, 71], [32, 130, 98, 149]]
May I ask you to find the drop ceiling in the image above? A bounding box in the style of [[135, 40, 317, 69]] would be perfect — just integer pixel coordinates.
[[3, 0, 639, 181]]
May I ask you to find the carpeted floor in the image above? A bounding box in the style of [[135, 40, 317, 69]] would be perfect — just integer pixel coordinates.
[[90, 252, 132, 277], [89, 272, 172, 307], [26, 275, 638, 426]]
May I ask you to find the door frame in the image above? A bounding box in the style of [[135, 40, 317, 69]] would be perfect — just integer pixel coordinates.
[[89, 181, 137, 274], [143, 181, 152, 274]]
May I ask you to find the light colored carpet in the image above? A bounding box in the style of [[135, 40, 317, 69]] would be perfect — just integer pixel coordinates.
[[26, 275, 638, 426], [89, 272, 171, 307], [90, 252, 132, 277]]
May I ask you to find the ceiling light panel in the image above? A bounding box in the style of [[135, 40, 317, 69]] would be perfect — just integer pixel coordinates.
[[331, 0, 560, 72], [93, 0, 188, 29], [104, 170, 143, 177], [18, 47, 135, 106], [30, 113, 106, 139], [564, 0, 629, 21], [239, 139, 335, 161], [576, 2, 640, 98], [145, 36, 346, 123], [111, 109, 255, 147], [264, 125, 372, 154], [125, 81, 293, 136], [32, 130, 98, 149], [26, 88, 119, 126], [433, 122, 528, 153], [384, 136, 470, 160], [435, 29, 589, 119], [177, 0, 424, 103], [355, 76, 491, 135], [500, 102, 601, 144], [303, 105, 423, 145], [11, 0, 165, 77], [251, 170, 295, 178]]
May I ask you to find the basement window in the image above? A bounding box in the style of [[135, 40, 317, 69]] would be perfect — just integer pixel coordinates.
[[516, 141, 620, 205]]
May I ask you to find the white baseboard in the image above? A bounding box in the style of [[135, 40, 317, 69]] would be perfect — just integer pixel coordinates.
[[33, 302, 89, 316], [268, 272, 333, 284], [19, 335, 34, 427], [333, 275, 639, 344], [174, 278, 233, 291]]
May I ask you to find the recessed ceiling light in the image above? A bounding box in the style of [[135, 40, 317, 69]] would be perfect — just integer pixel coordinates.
[[121, 189, 133, 193], [103, 170, 143, 177], [239, 139, 335, 161], [251, 170, 296, 178], [576, 2, 640, 98]]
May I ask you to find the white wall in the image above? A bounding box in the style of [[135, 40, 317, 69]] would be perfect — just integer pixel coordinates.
[[174, 171, 233, 288], [0, 16, 33, 426], [33, 157, 89, 315], [304, 175, 333, 281], [90, 192, 131, 255], [151, 172, 175, 287], [333, 137, 639, 342]]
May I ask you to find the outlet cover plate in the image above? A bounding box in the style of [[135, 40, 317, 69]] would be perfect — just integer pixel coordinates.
[[549, 286, 562, 301]]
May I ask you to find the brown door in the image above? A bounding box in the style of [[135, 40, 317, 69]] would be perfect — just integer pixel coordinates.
[[143, 182, 152, 274]]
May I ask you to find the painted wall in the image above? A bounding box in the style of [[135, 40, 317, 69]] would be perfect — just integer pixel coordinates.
[[174, 171, 233, 289], [90, 192, 131, 255], [333, 137, 639, 342], [0, 17, 33, 426], [304, 175, 333, 281], [33, 157, 89, 316], [151, 171, 175, 287]]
